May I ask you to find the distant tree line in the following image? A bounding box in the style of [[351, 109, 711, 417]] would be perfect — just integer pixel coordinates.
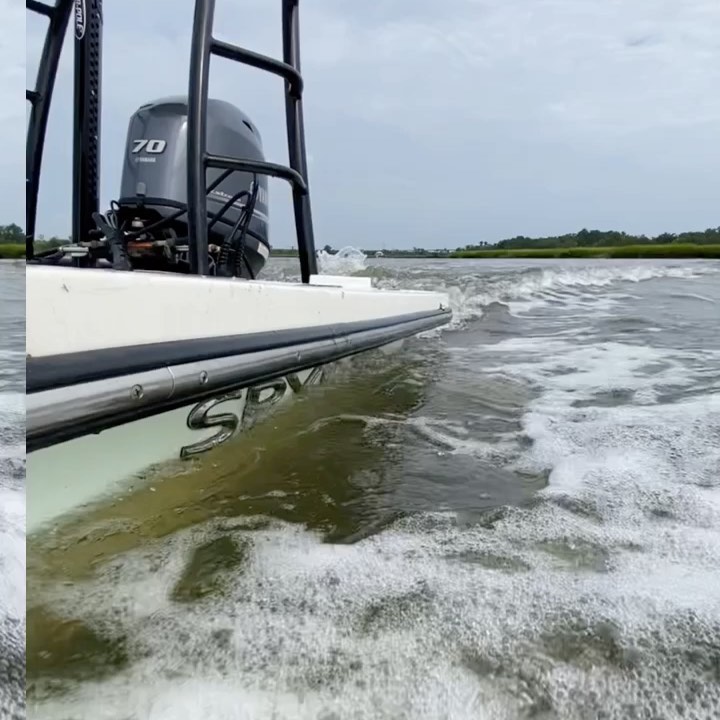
[[4, 223, 719, 256], [463, 227, 720, 252], [0, 223, 75, 249], [0, 224, 24, 243], [1, 223, 70, 247]]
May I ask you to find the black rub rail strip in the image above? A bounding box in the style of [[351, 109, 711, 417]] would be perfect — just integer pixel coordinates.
[[27, 308, 450, 394]]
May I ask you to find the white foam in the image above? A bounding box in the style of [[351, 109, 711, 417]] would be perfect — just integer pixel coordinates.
[[0, 390, 24, 415], [317, 246, 368, 276], [30, 489, 720, 719], [384, 260, 720, 326], [1, 396, 25, 615], [0, 486, 25, 621], [31, 363, 720, 718], [1, 407, 25, 713]]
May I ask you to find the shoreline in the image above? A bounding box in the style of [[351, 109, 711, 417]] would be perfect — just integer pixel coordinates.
[[0, 245, 25, 260], [451, 243, 720, 259], [5, 243, 719, 261]]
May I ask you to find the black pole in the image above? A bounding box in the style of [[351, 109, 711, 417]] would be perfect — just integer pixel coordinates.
[[26, 0, 73, 260], [282, 0, 317, 281], [186, 0, 316, 280], [72, 0, 103, 244], [186, 0, 215, 275]]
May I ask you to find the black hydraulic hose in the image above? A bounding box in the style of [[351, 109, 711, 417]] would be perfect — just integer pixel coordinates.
[[217, 175, 258, 277], [207, 190, 250, 231], [234, 179, 259, 278]]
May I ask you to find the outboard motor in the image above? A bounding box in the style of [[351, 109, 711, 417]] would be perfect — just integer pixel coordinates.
[[98, 96, 270, 278]]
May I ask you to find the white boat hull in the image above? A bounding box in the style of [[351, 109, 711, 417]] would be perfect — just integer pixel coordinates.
[[26, 265, 450, 532], [27, 366, 325, 533]]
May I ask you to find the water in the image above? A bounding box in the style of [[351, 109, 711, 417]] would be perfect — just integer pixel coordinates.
[[27, 258, 720, 719], [0, 262, 26, 719]]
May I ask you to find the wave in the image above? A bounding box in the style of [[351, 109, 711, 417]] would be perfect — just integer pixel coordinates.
[[372, 260, 720, 326]]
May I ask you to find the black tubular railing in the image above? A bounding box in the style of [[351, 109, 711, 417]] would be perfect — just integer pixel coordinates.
[[187, 0, 318, 281], [25, 0, 73, 260]]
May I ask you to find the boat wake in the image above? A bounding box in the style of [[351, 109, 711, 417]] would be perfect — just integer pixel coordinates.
[[26, 258, 720, 720], [0, 263, 25, 720], [317, 246, 368, 276], [0, 396, 25, 720], [372, 258, 719, 327]]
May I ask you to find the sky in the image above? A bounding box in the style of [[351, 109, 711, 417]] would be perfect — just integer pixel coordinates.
[[16, 0, 720, 250]]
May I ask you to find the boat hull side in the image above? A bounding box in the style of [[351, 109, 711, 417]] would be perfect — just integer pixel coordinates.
[[27, 367, 321, 534]]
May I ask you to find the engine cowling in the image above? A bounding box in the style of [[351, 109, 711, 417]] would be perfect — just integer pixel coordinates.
[[116, 95, 269, 278]]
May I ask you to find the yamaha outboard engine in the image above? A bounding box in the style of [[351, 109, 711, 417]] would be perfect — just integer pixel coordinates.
[[100, 96, 269, 278]]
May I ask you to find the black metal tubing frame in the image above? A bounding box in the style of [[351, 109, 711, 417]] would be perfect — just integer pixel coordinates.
[[187, 0, 318, 281], [27, 0, 102, 258], [26, 0, 73, 260]]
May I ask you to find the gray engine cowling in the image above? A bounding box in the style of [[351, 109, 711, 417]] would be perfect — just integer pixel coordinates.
[[116, 95, 269, 278]]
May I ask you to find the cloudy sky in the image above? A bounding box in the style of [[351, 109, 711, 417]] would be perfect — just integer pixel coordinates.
[[18, 0, 720, 249]]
